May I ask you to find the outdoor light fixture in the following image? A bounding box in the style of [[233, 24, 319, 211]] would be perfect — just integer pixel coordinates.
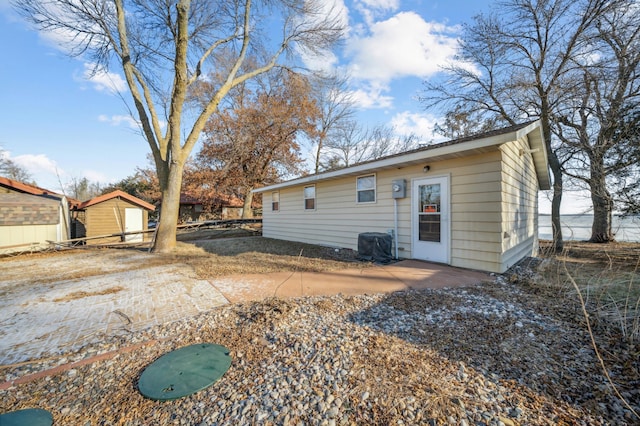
[[423, 165, 430, 172]]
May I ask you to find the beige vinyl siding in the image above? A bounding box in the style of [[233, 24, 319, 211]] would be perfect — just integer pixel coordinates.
[[0, 224, 59, 254], [84, 198, 149, 245], [448, 151, 503, 272], [259, 122, 547, 274], [499, 137, 540, 271], [265, 171, 400, 250], [264, 150, 507, 272]]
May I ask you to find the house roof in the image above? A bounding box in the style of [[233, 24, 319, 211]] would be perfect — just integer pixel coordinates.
[[180, 193, 203, 205], [78, 190, 156, 211], [254, 120, 551, 193], [0, 176, 82, 206]]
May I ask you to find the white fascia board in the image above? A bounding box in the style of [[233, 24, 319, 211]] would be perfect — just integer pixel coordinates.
[[516, 121, 550, 190], [254, 127, 528, 193]]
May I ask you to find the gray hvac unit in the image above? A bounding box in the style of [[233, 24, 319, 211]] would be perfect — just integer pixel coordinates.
[[357, 232, 393, 264]]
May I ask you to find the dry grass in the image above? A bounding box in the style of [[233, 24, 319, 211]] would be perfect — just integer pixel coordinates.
[[537, 240, 640, 343], [159, 230, 364, 278], [52, 286, 125, 302]]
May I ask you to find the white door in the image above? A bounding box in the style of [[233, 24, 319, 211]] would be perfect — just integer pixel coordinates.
[[412, 176, 450, 264], [125, 208, 143, 242]]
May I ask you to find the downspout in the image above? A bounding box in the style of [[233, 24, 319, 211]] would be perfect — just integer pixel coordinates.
[[394, 198, 399, 260]]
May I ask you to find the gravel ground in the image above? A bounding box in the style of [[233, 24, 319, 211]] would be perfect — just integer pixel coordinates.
[[1, 260, 639, 425]]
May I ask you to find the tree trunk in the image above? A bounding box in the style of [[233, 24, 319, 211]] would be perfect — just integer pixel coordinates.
[[152, 163, 184, 253], [589, 158, 614, 242], [241, 188, 254, 219], [550, 151, 564, 252], [541, 112, 563, 252], [314, 133, 325, 174]]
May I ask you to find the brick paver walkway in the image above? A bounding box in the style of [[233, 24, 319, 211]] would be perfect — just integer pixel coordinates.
[[0, 258, 228, 366]]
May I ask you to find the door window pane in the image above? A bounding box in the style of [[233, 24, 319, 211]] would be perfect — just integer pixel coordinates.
[[419, 184, 441, 213], [419, 215, 441, 242]]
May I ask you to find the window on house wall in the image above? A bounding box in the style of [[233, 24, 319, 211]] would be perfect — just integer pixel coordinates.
[[357, 174, 376, 203], [304, 185, 315, 210], [272, 192, 279, 211]]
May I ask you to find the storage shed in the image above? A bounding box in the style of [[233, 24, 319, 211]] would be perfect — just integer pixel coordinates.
[[254, 121, 551, 273], [0, 177, 71, 254], [74, 190, 155, 245]]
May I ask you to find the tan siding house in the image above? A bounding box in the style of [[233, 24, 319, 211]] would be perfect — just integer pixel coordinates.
[[254, 121, 550, 273], [75, 190, 155, 245], [0, 177, 72, 254]]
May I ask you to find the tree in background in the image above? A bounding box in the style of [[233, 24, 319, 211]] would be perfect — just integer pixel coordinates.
[[65, 177, 103, 201], [308, 72, 356, 174], [0, 147, 33, 184], [432, 106, 503, 140], [102, 167, 161, 206], [553, 4, 640, 241], [610, 104, 640, 216], [14, 0, 344, 252], [189, 70, 319, 218], [421, 0, 619, 251], [322, 122, 420, 170]]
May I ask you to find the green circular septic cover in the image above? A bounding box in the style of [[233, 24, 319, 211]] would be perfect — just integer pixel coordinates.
[[0, 408, 53, 426], [138, 343, 231, 401]]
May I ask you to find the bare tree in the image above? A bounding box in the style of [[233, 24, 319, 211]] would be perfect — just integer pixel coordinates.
[[0, 147, 33, 183], [65, 176, 103, 201], [308, 72, 355, 173], [421, 0, 617, 251], [323, 122, 421, 169], [554, 3, 640, 241], [13, 0, 344, 252]]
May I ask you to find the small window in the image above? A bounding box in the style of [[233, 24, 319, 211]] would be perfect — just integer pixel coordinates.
[[357, 174, 376, 203], [271, 192, 279, 211], [304, 185, 316, 210]]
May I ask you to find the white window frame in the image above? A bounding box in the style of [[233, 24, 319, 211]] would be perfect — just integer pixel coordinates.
[[271, 191, 280, 212], [304, 185, 316, 211], [356, 174, 377, 204]]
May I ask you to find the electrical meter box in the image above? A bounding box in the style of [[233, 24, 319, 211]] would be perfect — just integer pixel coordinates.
[[391, 179, 406, 198]]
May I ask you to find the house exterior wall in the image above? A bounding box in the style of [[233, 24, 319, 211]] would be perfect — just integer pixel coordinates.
[[0, 224, 60, 254], [262, 148, 518, 272], [0, 193, 63, 254], [83, 198, 149, 245], [498, 137, 540, 272]]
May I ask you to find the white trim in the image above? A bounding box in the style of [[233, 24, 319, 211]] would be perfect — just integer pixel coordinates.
[[411, 174, 451, 264], [303, 185, 316, 211], [356, 173, 377, 204], [271, 191, 280, 212]]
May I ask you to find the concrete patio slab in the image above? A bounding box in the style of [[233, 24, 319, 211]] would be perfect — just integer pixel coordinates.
[[210, 260, 491, 303]]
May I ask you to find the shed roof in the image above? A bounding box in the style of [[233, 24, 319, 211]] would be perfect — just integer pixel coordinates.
[[78, 190, 156, 211], [0, 176, 81, 207], [255, 120, 551, 193], [0, 192, 61, 226]]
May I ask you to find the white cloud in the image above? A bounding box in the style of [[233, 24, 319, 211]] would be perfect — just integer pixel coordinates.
[[12, 153, 61, 175], [81, 169, 110, 185], [98, 114, 140, 129], [353, 0, 399, 27], [78, 62, 127, 94], [390, 111, 445, 142], [349, 85, 394, 109], [357, 0, 399, 10], [345, 11, 462, 84]]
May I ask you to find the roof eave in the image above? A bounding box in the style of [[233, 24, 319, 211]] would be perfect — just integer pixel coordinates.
[[254, 123, 541, 194], [258, 133, 519, 193]]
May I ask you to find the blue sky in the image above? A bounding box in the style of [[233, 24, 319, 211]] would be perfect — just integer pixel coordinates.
[[0, 0, 590, 213]]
